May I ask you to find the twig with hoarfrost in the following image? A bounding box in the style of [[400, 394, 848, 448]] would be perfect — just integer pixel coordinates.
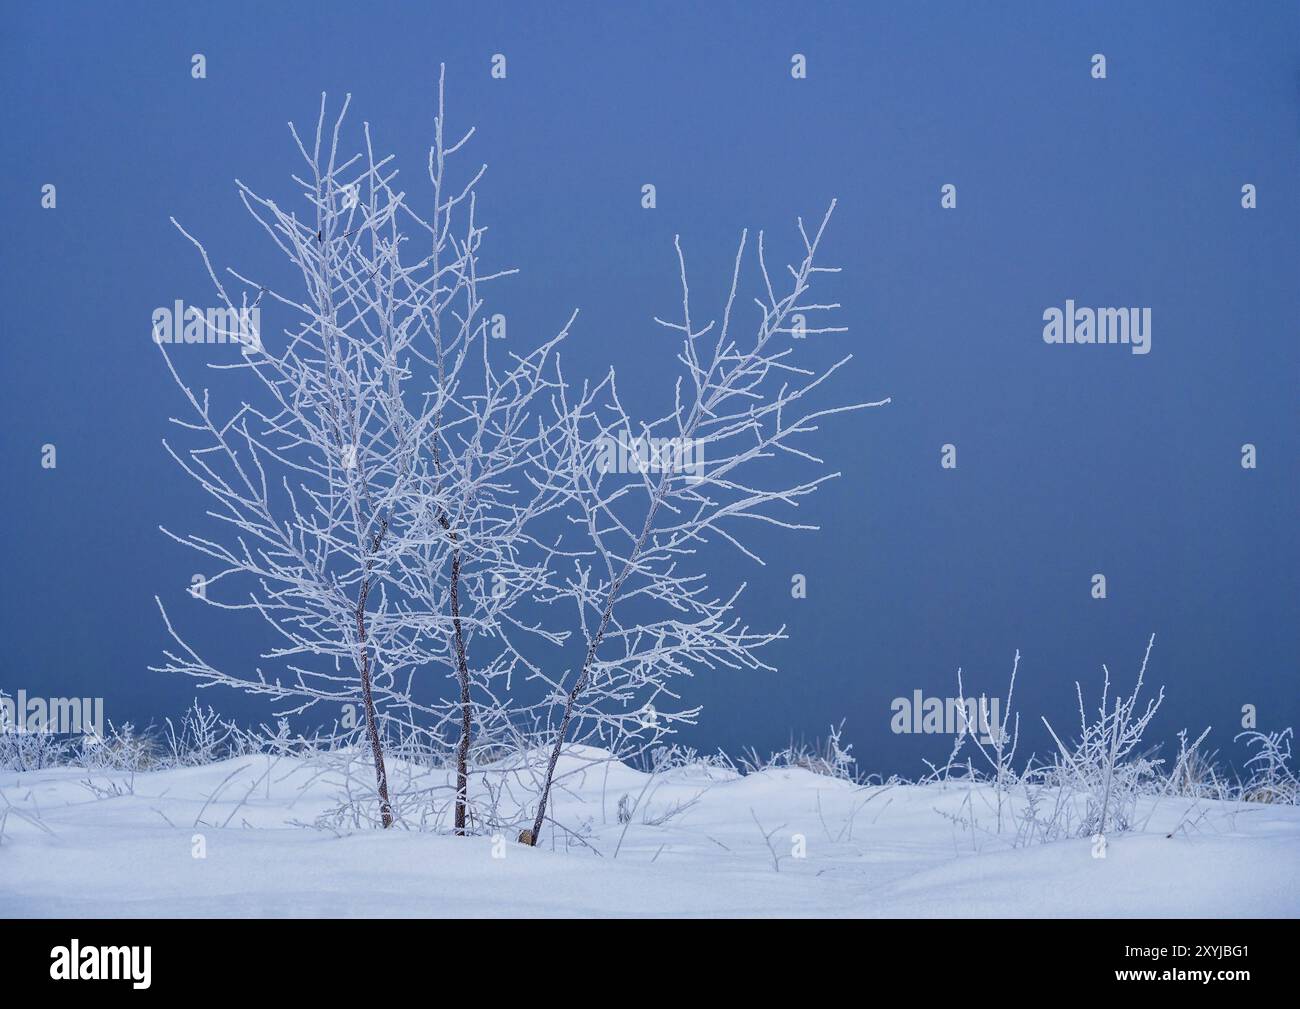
[[952, 652, 1021, 831], [750, 808, 788, 872]]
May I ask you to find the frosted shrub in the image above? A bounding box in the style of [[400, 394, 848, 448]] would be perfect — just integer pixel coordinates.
[[81, 722, 161, 772], [1040, 636, 1165, 837], [740, 723, 859, 782], [163, 701, 241, 767], [1238, 728, 1298, 805], [0, 729, 68, 772]]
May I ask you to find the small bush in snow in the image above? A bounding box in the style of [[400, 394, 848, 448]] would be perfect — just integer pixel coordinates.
[[739, 722, 859, 782], [1039, 635, 1166, 837], [1238, 728, 1298, 805]]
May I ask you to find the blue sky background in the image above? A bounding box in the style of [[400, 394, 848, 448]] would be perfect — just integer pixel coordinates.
[[2, 1, 1296, 775]]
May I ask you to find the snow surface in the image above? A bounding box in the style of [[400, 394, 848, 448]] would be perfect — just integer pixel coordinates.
[[2, 747, 1297, 918]]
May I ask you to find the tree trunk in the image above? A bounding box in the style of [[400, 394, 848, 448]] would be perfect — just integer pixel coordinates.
[[438, 513, 473, 835], [527, 489, 669, 845], [526, 608, 612, 843], [356, 581, 393, 828], [450, 545, 472, 834]]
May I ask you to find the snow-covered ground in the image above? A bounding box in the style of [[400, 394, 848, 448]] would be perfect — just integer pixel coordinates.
[[2, 748, 1297, 917]]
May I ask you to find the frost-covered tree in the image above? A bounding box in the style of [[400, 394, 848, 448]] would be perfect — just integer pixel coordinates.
[[154, 72, 581, 832], [154, 77, 884, 841], [153, 92, 458, 828], [526, 205, 887, 842], [384, 82, 579, 830]]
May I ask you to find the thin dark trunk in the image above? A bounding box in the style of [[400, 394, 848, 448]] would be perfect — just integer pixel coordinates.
[[356, 576, 393, 829], [526, 641, 598, 844], [527, 569, 632, 844], [438, 514, 473, 834], [450, 546, 471, 834], [528, 472, 676, 844]]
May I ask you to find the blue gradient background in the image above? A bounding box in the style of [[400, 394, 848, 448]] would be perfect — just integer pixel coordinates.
[[2, 1, 1296, 775]]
